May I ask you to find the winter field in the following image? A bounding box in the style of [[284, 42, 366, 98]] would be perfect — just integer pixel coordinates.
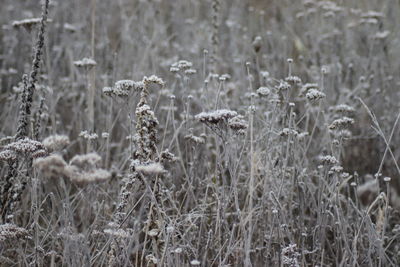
[[0, 0, 400, 266]]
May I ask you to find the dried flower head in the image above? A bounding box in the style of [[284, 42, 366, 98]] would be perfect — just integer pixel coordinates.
[[42, 134, 70, 151], [328, 117, 354, 130], [177, 60, 193, 70], [133, 162, 165, 175], [34, 154, 68, 178], [319, 155, 339, 165], [195, 109, 238, 124], [79, 131, 98, 140], [285, 76, 302, 84], [35, 152, 110, 185], [300, 83, 319, 96], [184, 134, 206, 144], [143, 75, 165, 87], [66, 166, 111, 185], [0, 150, 18, 162], [306, 89, 325, 101], [73, 58, 97, 69], [4, 138, 46, 155], [0, 224, 31, 243], [330, 104, 355, 115], [106, 80, 144, 97], [69, 152, 102, 170], [256, 86, 271, 96], [159, 149, 178, 162], [228, 115, 248, 133], [276, 80, 291, 91]]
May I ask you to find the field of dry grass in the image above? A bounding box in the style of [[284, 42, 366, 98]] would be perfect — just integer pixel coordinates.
[[1, 0, 400, 266]]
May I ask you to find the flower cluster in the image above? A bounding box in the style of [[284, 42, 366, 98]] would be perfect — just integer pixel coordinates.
[[0, 223, 31, 243], [42, 134, 70, 151], [195, 109, 238, 124], [328, 117, 354, 130], [73, 58, 97, 68], [103, 80, 144, 97], [34, 153, 111, 185], [1, 138, 47, 161]]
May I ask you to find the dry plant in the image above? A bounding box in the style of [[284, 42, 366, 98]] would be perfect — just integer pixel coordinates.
[[0, 0, 399, 266]]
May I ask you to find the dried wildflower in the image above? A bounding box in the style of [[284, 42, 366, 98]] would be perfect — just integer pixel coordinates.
[[228, 115, 248, 133], [110, 80, 144, 97], [285, 76, 302, 84], [328, 117, 354, 130], [69, 152, 101, 169], [33, 154, 68, 178], [67, 167, 111, 185], [0, 150, 17, 162], [306, 89, 325, 101], [102, 86, 113, 96], [195, 109, 237, 124], [0, 136, 15, 146], [330, 104, 355, 115], [256, 86, 271, 96], [319, 155, 339, 165], [334, 129, 352, 139], [42, 134, 69, 151], [4, 137, 45, 155], [184, 134, 206, 144], [16, 0, 49, 140], [177, 60, 193, 70], [134, 162, 165, 175], [73, 58, 96, 68], [79, 131, 98, 140], [300, 83, 318, 96], [170, 66, 179, 73], [134, 104, 159, 160], [143, 75, 165, 87], [0, 223, 31, 243], [32, 149, 48, 158], [159, 149, 178, 162], [276, 80, 291, 91], [330, 165, 344, 173]]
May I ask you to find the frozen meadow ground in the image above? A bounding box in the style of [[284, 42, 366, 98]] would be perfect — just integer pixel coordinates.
[[0, 0, 400, 266]]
